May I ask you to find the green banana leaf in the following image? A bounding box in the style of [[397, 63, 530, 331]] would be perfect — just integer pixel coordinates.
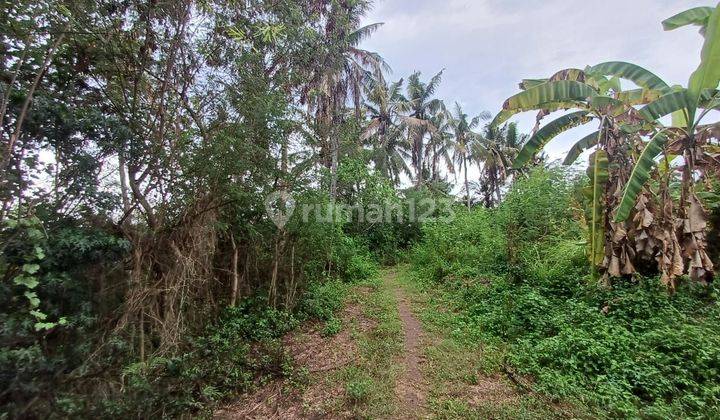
[[639, 90, 689, 122], [614, 131, 670, 222], [514, 111, 591, 168], [563, 131, 600, 165], [589, 61, 670, 93], [616, 88, 662, 106], [688, 5, 720, 121], [662, 6, 714, 30], [492, 81, 597, 127]]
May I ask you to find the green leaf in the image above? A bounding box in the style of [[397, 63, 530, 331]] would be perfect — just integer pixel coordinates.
[[14, 275, 39, 289], [616, 88, 663, 106], [492, 80, 597, 126], [589, 62, 670, 93], [688, 5, 720, 121], [514, 111, 592, 168], [588, 96, 627, 116], [700, 88, 720, 109], [24, 291, 40, 308], [563, 131, 600, 165], [34, 246, 45, 260], [614, 131, 670, 222], [34, 322, 56, 331], [30, 310, 48, 320], [638, 90, 689, 122], [663, 7, 714, 31], [23, 263, 40, 274]]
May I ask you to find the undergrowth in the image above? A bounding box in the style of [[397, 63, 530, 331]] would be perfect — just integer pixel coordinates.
[[410, 168, 720, 418], [50, 279, 356, 418]]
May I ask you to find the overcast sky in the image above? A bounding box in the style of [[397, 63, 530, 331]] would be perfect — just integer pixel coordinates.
[[360, 0, 711, 171]]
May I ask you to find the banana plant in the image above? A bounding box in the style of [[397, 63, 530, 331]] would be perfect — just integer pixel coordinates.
[[613, 5, 720, 221], [492, 67, 658, 279], [602, 4, 720, 283], [492, 3, 720, 285], [492, 65, 661, 170]]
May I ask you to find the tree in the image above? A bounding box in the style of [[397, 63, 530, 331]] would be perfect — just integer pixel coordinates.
[[405, 70, 444, 186], [425, 104, 455, 183], [448, 103, 481, 208], [362, 72, 412, 184], [300, 0, 386, 198], [472, 122, 521, 207]]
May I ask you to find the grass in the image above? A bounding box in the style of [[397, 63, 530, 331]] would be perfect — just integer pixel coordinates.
[[394, 265, 591, 419], [338, 272, 404, 418], [294, 272, 404, 418]]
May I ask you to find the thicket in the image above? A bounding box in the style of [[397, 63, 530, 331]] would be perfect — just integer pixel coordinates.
[[0, 212, 379, 418], [0, 0, 419, 416], [411, 168, 720, 418]]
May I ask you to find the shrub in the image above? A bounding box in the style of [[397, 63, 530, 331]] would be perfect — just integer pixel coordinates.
[[299, 280, 348, 322], [410, 168, 720, 418]]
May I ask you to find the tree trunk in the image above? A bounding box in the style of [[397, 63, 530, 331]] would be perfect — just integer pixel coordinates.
[[230, 233, 240, 307], [464, 158, 470, 209], [330, 137, 338, 199], [118, 151, 131, 214], [1, 34, 65, 177]]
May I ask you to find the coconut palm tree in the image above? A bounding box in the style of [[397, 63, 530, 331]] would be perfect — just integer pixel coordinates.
[[301, 0, 387, 198], [405, 70, 444, 186], [425, 104, 455, 183], [472, 122, 522, 207], [362, 72, 412, 184], [447, 103, 482, 208]]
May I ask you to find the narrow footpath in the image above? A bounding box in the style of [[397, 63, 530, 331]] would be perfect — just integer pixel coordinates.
[[386, 267, 428, 418]]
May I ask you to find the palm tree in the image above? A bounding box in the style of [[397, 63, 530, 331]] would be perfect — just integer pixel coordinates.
[[301, 0, 387, 198], [448, 103, 481, 209], [425, 104, 455, 183], [472, 122, 521, 207], [405, 70, 444, 187], [362, 72, 412, 184]]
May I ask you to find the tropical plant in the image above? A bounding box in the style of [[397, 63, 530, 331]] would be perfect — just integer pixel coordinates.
[[405, 70, 444, 186], [448, 103, 482, 208], [491, 66, 651, 279], [471, 122, 521, 207], [603, 4, 720, 285], [301, 0, 387, 197], [493, 2, 720, 284], [425, 103, 455, 182], [362, 72, 412, 184]]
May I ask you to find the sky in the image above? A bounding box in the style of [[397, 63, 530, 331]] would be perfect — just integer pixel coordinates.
[[359, 0, 712, 176]]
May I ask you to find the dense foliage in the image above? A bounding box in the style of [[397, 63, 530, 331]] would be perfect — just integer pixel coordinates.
[[411, 168, 720, 418], [1, 0, 718, 417]]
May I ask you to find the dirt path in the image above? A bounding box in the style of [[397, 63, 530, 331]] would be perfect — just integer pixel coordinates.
[[386, 269, 428, 418]]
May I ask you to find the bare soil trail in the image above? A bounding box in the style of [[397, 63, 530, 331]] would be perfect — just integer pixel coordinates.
[[385, 268, 428, 419]]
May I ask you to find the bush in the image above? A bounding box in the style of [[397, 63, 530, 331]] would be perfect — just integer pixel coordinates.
[[411, 207, 506, 284], [299, 280, 348, 322], [410, 168, 720, 418]]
